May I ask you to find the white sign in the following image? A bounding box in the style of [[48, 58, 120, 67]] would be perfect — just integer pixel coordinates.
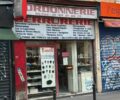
[[27, 4, 97, 19], [13, 17, 95, 40], [81, 72, 93, 92], [63, 57, 68, 66], [40, 47, 56, 88]]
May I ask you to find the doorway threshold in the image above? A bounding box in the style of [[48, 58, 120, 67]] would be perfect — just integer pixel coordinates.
[[58, 92, 92, 99]]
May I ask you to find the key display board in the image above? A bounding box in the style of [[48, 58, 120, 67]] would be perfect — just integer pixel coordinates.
[[40, 47, 56, 88]]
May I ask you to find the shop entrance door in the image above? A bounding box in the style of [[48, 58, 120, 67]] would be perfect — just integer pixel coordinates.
[[26, 45, 57, 99], [57, 42, 70, 93]]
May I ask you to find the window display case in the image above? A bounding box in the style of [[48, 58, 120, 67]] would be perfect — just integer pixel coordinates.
[[26, 47, 54, 99], [77, 41, 92, 71], [26, 48, 42, 95]]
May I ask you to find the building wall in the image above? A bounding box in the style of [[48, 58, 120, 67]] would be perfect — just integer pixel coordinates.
[[94, 21, 102, 93]]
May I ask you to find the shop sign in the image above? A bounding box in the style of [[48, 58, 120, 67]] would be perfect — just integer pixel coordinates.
[[62, 52, 69, 57], [27, 4, 97, 19], [100, 2, 120, 18], [104, 19, 120, 27], [13, 17, 95, 40]]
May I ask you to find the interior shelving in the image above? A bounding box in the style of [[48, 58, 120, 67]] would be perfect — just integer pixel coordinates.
[[26, 47, 53, 99]]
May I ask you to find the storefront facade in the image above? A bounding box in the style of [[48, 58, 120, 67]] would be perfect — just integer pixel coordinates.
[[99, 2, 120, 92], [0, 29, 18, 100], [13, 3, 98, 100]]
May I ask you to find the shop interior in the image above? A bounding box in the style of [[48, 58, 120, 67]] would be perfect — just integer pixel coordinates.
[[25, 41, 93, 99], [57, 42, 69, 94]]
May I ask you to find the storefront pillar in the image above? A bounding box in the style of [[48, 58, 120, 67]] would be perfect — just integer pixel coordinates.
[[94, 21, 102, 93], [67, 41, 78, 92]]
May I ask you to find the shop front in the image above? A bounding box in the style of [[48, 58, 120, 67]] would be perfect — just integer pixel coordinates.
[[0, 29, 18, 100], [100, 2, 120, 92], [13, 3, 97, 100]]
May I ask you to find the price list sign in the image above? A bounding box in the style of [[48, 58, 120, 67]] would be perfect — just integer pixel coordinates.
[[13, 17, 95, 40]]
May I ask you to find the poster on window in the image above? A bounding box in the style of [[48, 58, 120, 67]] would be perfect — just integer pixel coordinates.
[[40, 47, 56, 88], [100, 23, 120, 92], [81, 72, 93, 92]]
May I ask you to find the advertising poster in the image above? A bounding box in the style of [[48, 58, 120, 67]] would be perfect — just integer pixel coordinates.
[[99, 23, 120, 92], [40, 47, 56, 88]]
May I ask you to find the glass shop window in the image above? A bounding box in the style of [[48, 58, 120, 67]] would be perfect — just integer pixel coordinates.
[[77, 41, 93, 72]]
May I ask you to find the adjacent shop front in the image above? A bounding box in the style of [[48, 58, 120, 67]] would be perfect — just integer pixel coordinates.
[[13, 3, 97, 99], [100, 2, 120, 92], [0, 29, 18, 100]]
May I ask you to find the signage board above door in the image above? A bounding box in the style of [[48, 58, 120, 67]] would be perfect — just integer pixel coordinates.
[[13, 17, 95, 40], [27, 4, 97, 19], [100, 2, 120, 18]]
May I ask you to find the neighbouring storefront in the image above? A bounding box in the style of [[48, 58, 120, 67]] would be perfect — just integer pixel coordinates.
[[0, 41, 13, 100], [0, 29, 18, 100], [100, 2, 120, 92], [13, 3, 97, 100]]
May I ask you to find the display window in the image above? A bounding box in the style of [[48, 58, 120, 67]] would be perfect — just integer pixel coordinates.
[[77, 41, 93, 93], [25, 41, 57, 99]]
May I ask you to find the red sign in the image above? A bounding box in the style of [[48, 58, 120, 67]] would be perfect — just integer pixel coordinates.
[[62, 52, 70, 57], [100, 2, 120, 18], [15, 17, 93, 25], [104, 20, 120, 27]]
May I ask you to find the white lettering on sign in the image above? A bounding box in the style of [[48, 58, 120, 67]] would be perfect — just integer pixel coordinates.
[[27, 4, 97, 19], [13, 17, 95, 40]]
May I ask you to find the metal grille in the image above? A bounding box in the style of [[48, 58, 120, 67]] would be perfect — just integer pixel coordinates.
[[0, 41, 12, 100]]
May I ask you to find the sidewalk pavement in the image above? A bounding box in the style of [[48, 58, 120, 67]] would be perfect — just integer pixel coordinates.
[[57, 91, 120, 100]]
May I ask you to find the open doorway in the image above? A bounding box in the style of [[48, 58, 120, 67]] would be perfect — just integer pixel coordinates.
[[57, 42, 69, 94]]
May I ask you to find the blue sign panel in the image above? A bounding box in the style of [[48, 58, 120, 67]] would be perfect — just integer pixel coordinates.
[[99, 23, 120, 92]]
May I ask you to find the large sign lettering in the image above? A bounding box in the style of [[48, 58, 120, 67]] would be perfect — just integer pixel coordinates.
[[27, 4, 97, 19]]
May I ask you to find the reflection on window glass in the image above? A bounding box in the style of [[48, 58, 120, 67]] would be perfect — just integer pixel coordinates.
[[77, 41, 92, 71]]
